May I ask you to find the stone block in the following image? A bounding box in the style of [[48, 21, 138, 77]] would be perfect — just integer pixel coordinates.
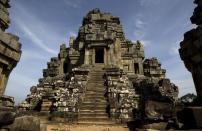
[[0, 111, 15, 126], [9, 116, 40, 131], [177, 107, 202, 129]]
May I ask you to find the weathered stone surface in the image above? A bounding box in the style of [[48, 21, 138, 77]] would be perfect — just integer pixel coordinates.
[[0, 111, 15, 127], [179, 0, 202, 100], [8, 116, 40, 131], [179, 0, 202, 130], [145, 100, 173, 120], [0, 0, 21, 95], [0, 0, 22, 130], [19, 9, 178, 128], [180, 93, 197, 106], [143, 57, 166, 79], [178, 107, 202, 129], [0, 0, 10, 31]]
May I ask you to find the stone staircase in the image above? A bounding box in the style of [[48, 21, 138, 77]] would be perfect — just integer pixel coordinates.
[[78, 65, 112, 124]]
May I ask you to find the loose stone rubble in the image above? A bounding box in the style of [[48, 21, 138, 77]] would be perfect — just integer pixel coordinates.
[[15, 8, 179, 130]]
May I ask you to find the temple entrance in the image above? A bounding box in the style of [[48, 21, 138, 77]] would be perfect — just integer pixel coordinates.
[[95, 48, 104, 63]]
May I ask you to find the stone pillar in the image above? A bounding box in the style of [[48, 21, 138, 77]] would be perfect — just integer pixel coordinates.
[[106, 48, 109, 65], [0, 66, 10, 95], [139, 61, 144, 75], [92, 48, 95, 65], [104, 48, 107, 65], [84, 48, 89, 65]]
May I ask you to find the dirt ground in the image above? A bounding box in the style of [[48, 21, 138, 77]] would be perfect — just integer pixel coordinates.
[[46, 124, 130, 131]]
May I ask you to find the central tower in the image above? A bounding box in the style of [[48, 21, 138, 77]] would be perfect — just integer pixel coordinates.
[[65, 8, 144, 75]]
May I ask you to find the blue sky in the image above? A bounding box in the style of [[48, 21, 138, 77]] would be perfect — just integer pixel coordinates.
[[5, 0, 196, 104]]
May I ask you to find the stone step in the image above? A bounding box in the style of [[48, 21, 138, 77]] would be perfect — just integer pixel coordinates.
[[87, 86, 105, 88], [81, 104, 107, 108], [80, 106, 106, 110], [87, 83, 106, 89], [90, 73, 104, 75], [85, 93, 105, 98], [79, 112, 108, 117], [83, 99, 107, 103], [84, 94, 105, 96], [82, 103, 107, 106], [85, 91, 105, 95], [77, 121, 116, 125], [84, 95, 105, 98], [81, 103, 106, 107], [86, 89, 106, 92], [87, 85, 105, 88], [89, 72, 104, 75], [84, 98, 106, 102], [80, 109, 106, 112], [88, 80, 104, 82], [87, 82, 104, 87], [87, 87, 105, 89], [80, 109, 107, 113], [85, 93, 105, 95], [79, 117, 109, 121], [90, 73, 104, 74], [90, 75, 104, 77]]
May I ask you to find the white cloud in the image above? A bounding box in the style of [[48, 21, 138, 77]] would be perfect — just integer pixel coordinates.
[[21, 50, 47, 61], [141, 40, 151, 47], [169, 46, 179, 56], [5, 72, 37, 104], [132, 39, 151, 47], [16, 20, 58, 55], [133, 30, 145, 39], [172, 78, 196, 97], [161, 55, 196, 97], [135, 19, 145, 29], [63, 0, 82, 8], [11, 2, 68, 55], [69, 31, 77, 37], [139, 0, 161, 7], [133, 14, 147, 39], [169, 39, 183, 56]]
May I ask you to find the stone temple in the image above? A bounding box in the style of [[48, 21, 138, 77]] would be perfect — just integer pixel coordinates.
[[17, 8, 179, 127], [2, 0, 202, 130]]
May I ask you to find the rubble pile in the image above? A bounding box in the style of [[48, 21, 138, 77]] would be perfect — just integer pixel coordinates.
[[19, 67, 89, 122], [105, 67, 140, 123], [130, 58, 179, 128]]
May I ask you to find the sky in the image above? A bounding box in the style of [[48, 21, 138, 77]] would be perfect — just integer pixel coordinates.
[[5, 0, 196, 104]]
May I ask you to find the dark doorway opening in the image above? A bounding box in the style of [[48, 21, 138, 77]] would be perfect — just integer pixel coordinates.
[[134, 63, 139, 74], [63, 62, 68, 73], [95, 48, 104, 63]]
